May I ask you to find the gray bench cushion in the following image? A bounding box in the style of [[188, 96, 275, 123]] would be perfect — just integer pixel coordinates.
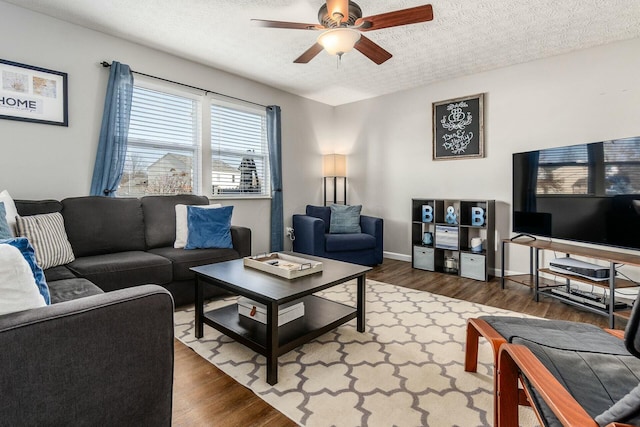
[[67, 251, 172, 292]]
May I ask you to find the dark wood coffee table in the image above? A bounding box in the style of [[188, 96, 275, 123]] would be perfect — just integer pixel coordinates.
[[191, 252, 371, 385]]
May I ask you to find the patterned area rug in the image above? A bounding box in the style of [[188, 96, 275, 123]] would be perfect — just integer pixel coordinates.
[[174, 280, 539, 427]]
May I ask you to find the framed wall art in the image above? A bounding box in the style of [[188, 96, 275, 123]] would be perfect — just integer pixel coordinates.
[[0, 59, 68, 126], [432, 93, 484, 160]]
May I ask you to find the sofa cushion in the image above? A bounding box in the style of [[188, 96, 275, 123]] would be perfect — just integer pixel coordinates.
[[141, 195, 209, 249], [14, 199, 63, 217], [306, 205, 331, 233], [329, 204, 362, 234], [44, 265, 78, 282], [48, 278, 104, 304], [16, 212, 75, 269], [174, 203, 222, 248], [325, 233, 376, 252], [0, 244, 46, 315], [185, 205, 233, 249], [67, 251, 172, 292], [2, 237, 50, 305], [62, 197, 146, 257], [149, 247, 239, 281]]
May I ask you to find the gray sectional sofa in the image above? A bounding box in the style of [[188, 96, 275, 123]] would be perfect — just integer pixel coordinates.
[[15, 194, 252, 307], [0, 194, 251, 424], [0, 285, 175, 426]]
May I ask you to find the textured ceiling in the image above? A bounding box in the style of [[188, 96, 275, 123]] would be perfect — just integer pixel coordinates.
[[7, 0, 640, 106]]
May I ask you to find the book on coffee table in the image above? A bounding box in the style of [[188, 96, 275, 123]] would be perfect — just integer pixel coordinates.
[[237, 297, 305, 326]]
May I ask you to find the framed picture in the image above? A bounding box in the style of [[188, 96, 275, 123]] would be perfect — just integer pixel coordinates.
[[432, 93, 484, 160], [0, 59, 68, 126]]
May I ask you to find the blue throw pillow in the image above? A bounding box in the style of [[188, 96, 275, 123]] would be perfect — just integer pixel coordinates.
[[185, 205, 234, 249], [329, 204, 362, 234], [0, 237, 50, 305], [0, 202, 12, 239]]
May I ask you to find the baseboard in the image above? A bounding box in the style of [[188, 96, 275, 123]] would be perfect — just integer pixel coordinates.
[[383, 251, 411, 262]]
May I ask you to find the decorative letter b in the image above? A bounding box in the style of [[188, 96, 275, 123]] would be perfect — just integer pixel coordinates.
[[471, 207, 485, 226], [422, 205, 433, 223]]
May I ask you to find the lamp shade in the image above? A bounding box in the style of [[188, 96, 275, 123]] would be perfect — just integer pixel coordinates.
[[317, 28, 361, 56], [323, 154, 346, 177]]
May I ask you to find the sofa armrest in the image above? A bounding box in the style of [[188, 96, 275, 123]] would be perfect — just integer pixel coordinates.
[[0, 285, 174, 426], [361, 215, 384, 264], [292, 214, 326, 257], [231, 225, 252, 257]]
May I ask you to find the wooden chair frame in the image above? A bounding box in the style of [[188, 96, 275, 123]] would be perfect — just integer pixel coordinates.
[[497, 343, 636, 427], [464, 317, 626, 426]]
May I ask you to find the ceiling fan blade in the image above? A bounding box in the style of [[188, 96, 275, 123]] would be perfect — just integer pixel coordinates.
[[354, 35, 392, 65], [326, 0, 349, 23], [356, 4, 433, 32], [294, 43, 325, 63], [251, 19, 323, 30]]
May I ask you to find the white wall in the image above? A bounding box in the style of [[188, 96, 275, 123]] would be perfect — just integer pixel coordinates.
[[0, 1, 333, 254], [3, 1, 640, 275], [334, 37, 640, 275]]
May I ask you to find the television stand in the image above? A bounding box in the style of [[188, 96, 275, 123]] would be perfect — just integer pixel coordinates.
[[501, 238, 640, 328], [510, 233, 537, 241]]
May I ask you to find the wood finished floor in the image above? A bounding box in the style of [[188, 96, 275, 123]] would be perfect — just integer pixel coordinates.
[[172, 258, 611, 426]]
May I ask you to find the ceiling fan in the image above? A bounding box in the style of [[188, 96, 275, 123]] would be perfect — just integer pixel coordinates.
[[252, 1, 434, 65]]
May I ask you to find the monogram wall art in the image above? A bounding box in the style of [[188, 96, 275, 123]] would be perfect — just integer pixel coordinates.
[[432, 93, 484, 160]]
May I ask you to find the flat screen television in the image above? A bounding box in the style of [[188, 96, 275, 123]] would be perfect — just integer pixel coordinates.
[[512, 136, 640, 250]]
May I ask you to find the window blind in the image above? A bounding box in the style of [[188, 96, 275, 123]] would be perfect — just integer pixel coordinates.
[[119, 86, 199, 196], [210, 103, 269, 196]]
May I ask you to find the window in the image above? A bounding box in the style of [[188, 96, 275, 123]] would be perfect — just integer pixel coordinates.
[[210, 103, 269, 196], [118, 79, 269, 198]]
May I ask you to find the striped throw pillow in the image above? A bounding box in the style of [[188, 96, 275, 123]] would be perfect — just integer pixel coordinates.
[[16, 212, 75, 269]]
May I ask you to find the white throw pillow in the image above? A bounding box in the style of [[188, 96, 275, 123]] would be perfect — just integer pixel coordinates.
[[0, 190, 18, 237], [174, 203, 222, 248], [0, 244, 46, 316]]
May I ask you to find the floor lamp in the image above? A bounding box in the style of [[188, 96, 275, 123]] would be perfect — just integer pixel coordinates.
[[323, 154, 347, 206]]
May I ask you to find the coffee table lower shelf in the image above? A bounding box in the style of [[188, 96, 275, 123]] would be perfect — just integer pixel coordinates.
[[202, 295, 356, 357]]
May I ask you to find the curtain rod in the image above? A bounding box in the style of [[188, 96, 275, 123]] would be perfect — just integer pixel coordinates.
[[100, 61, 267, 108]]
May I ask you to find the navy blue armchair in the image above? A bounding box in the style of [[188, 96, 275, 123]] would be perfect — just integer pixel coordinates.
[[292, 205, 383, 266]]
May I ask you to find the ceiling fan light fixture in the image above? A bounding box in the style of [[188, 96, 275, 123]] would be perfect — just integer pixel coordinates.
[[317, 28, 361, 56]]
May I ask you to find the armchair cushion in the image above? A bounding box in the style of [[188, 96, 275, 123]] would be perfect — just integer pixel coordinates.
[[326, 233, 376, 252], [329, 204, 362, 234]]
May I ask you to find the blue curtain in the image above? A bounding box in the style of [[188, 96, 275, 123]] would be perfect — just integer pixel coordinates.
[[267, 105, 283, 252], [90, 62, 134, 196]]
